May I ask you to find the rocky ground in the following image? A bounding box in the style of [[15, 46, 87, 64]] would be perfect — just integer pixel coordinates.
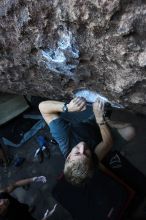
[[0, 124, 73, 220]]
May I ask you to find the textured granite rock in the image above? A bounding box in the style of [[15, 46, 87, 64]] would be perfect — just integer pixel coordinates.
[[0, 0, 146, 113]]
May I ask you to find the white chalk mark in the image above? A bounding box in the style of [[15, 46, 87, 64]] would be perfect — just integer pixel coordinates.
[[74, 89, 124, 109], [41, 27, 79, 75]]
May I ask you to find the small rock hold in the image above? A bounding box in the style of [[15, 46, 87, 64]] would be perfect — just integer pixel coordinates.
[[130, 92, 145, 104], [138, 51, 146, 67]]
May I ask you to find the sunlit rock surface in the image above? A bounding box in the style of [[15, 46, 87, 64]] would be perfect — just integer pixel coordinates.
[[0, 0, 146, 113]]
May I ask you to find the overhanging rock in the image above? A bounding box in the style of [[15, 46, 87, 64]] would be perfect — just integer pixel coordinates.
[[0, 0, 146, 113]]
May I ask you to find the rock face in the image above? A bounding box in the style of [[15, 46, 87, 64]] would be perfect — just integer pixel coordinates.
[[0, 0, 146, 113]]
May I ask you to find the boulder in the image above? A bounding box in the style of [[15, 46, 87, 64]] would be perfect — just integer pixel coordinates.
[[0, 0, 146, 113]]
